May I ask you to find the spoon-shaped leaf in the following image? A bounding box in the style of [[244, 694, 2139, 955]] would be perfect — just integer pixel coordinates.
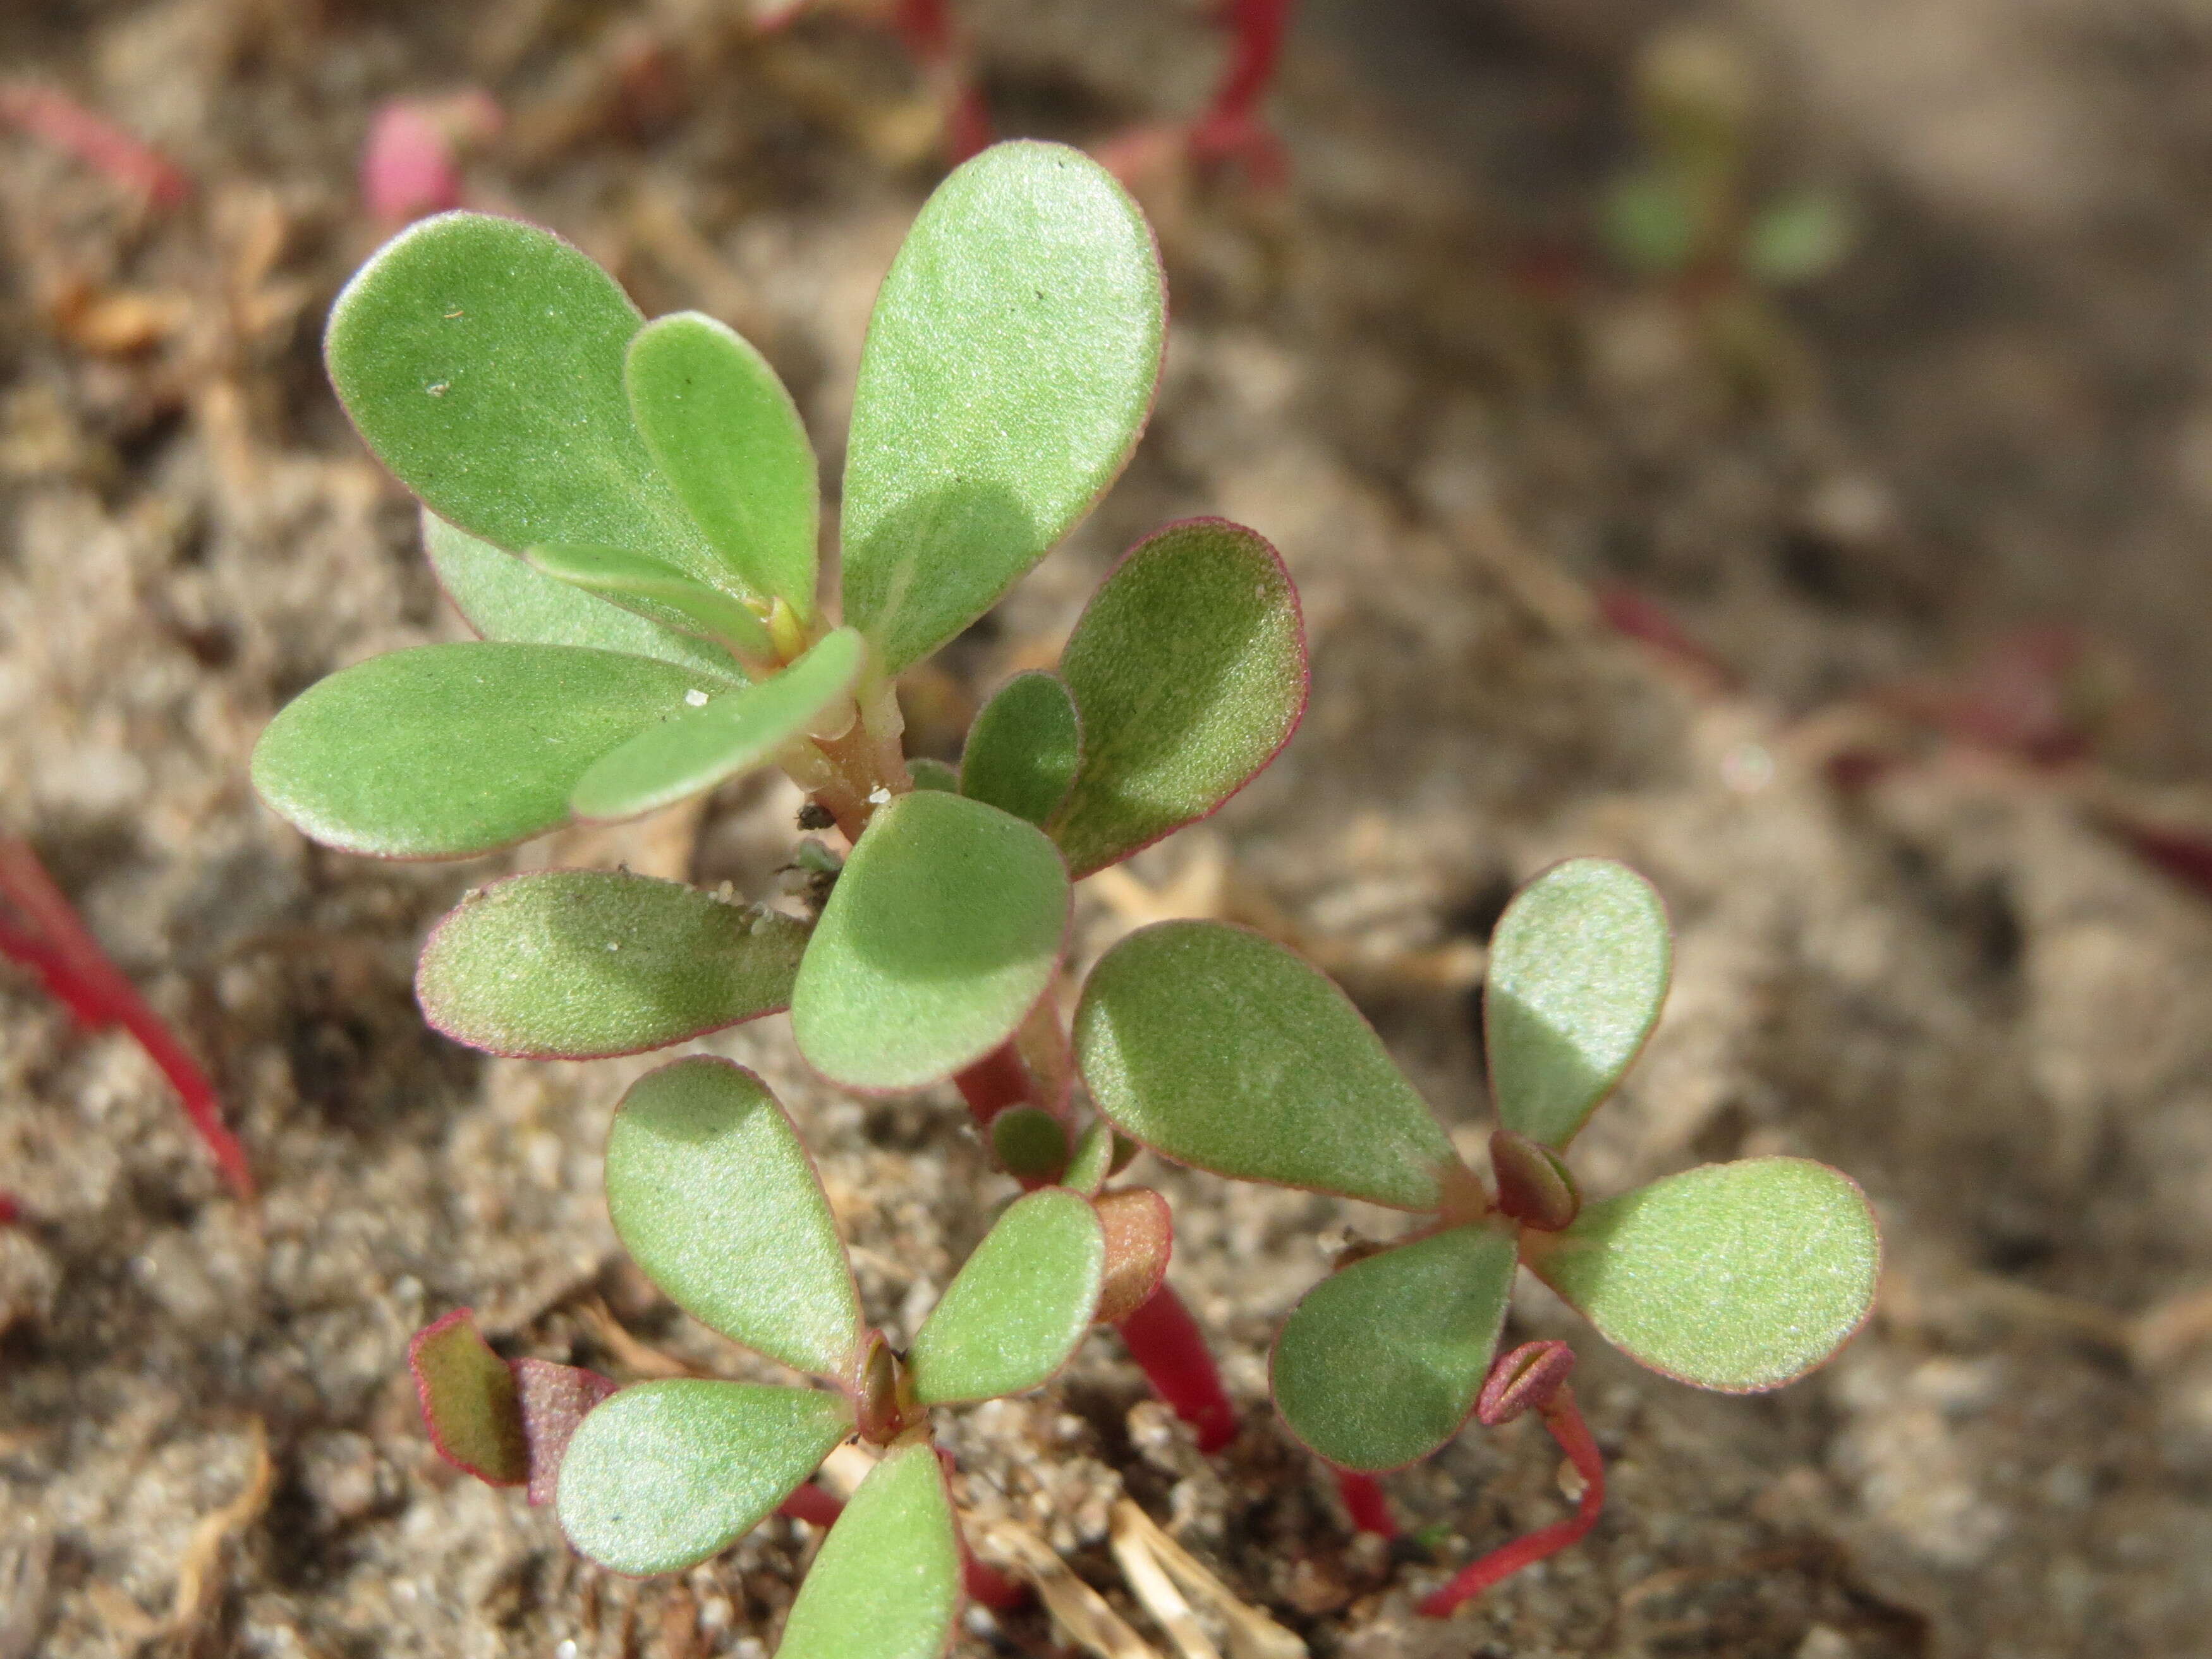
[[1521, 1157, 1881, 1391], [908, 1188, 1103, 1404], [1271, 1224, 1519, 1471], [556, 1380, 851, 1575], [1075, 921, 1461, 1211], [605, 1058, 863, 1378], [841, 142, 1164, 674], [569, 628, 865, 823], [961, 671, 1080, 827], [626, 312, 820, 618], [792, 791, 1071, 1092], [1050, 520, 1307, 877], [427, 513, 746, 681], [526, 544, 775, 665], [327, 212, 712, 576], [1486, 858, 1672, 1148], [416, 872, 808, 1058], [252, 643, 702, 858], [774, 1442, 959, 1659]]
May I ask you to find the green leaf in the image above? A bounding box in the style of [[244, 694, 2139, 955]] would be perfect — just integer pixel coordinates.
[[774, 1443, 959, 1659], [1600, 168, 1702, 277], [908, 756, 960, 793], [605, 1058, 862, 1378], [1050, 520, 1306, 876], [961, 671, 1080, 827], [556, 1380, 850, 1575], [569, 628, 865, 823], [1271, 1225, 1518, 1471], [327, 212, 713, 578], [989, 1105, 1070, 1182], [1486, 858, 1672, 1148], [908, 1188, 1103, 1404], [1062, 1121, 1115, 1196], [1075, 921, 1460, 1211], [408, 1310, 526, 1485], [427, 512, 746, 681], [841, 142, 1164, 674], [416, 871, 808, 1058], [792, 791, 1071, 1092], [1522, 1157, 1881, 1391], [526, 543, 775, 665], [626, 312, 820, 617], [252, 643, 702, 858]]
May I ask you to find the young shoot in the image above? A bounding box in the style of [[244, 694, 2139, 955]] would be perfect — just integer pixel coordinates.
[[1073, 857, 1881, 1611]]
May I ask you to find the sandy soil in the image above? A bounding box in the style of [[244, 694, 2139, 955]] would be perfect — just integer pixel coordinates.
[[4, 3, 2212, 1656]]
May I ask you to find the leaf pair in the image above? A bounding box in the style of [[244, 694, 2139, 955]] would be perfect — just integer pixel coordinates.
[[956, 519, 1310, 880], [1074, 860, 1880, 1471], [557, 1057, 1105, 1574]]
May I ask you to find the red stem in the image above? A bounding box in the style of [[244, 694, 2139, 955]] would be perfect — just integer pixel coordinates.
[[1114, 1282, 1239, 1454], [1418, 1383, 1605, 1617], [1336, 1469, 1397, 1538], [889, 0, 994, 161], [953, 1039, 1031, 1131], [777, 1481, 846, 1528], [1206, 0, 1291, 125], [0, 81, 190, 207], [0, 839, 254, 1201]]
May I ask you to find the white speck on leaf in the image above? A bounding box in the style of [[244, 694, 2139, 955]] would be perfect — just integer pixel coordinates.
[[867, 786, 891, 805], [685, 689, 708, 707], [425, 381, 449, 396]]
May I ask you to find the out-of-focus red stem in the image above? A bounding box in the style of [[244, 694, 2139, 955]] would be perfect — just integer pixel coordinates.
[[0, 838, 253, 1201], [1114, 1282, 1239, 1454], [889, 0, 993, 161], [0, 82, 189, 208], [1418, 1383, 1605, 1617], [0, 1193, 18, 1227], [1336, 1469, 1397, 1537], [960, 1541, 1027, 1611], [1208, 0, 1290, 126]]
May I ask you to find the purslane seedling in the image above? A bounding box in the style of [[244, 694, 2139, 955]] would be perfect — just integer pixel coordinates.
[[254, 133, 1878, 1643], [1075, 858, 1881, 1612]]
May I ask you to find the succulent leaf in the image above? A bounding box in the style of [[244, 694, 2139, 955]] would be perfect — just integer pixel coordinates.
[[1091, 1187, 1172, 1326], [605, 1058, 863, 1378], [1050, 520, 1307, 877], [1486, 858, 1672, 1148], [426, 512, 744, 680], [525, 543, 776, 664], [1074, 921, 1459, 1211], [792, 791, 1071, 1092], [841, 142, 1164, 673], [569, 628, 865, 823], [1062, 1121, 1115, 1195], [1270, 1225, 1519, 1471], [908, 1188, 1104, 1405], [961, 670, 1081, 827], [988, 1105, 1070, 1182], [1521, 1157, 1881, 1391], [626, 311, 820, 617], [908, 756, 960, 793], [513, 1359, 619, 1506], [326, 212, 713, 576], [251, 643, 702, 858], [772, 1443, 960, 1659], [556, 1380, 850, 1576], [408, 1309, 526, 1485], [416, 871, 808, 1059]]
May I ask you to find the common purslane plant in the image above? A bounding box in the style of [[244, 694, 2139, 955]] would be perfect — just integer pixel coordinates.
[[253, 138, 1878, 1647]]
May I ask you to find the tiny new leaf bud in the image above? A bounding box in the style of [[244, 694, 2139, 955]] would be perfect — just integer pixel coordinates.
[[1490, 1128, 1581, 1231], [1474, 1339, 1576, 1427], [990, 1105, 1070, 1182]]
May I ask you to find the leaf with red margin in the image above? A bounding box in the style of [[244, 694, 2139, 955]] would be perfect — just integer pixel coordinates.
[[514, 1358, 619, 1506], [1050, 520, 1307, 878], [409, 1310, 526, 1485], [1092, 1187, 1172, 1325]]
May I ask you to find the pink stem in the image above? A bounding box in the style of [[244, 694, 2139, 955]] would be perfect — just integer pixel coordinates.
[[1114, 1283, 1239, 1454], [1187, 0, 1292, 183], [889, 0, 994, 161], [0, 839, 253, 1201], [777, 1481, 846, 1528], [1336, 1469, 1397, 1537], [1418, 1383, 1605, 1617], [0, 81, 189, 207]]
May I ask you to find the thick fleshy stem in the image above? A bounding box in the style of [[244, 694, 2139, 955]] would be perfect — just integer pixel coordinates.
[[1114, 1282, 1239, 1454], [0, 838, 253, 1201], [1336, 1469, 1398, 1538], [1418, 1342, 1605, 1617]]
